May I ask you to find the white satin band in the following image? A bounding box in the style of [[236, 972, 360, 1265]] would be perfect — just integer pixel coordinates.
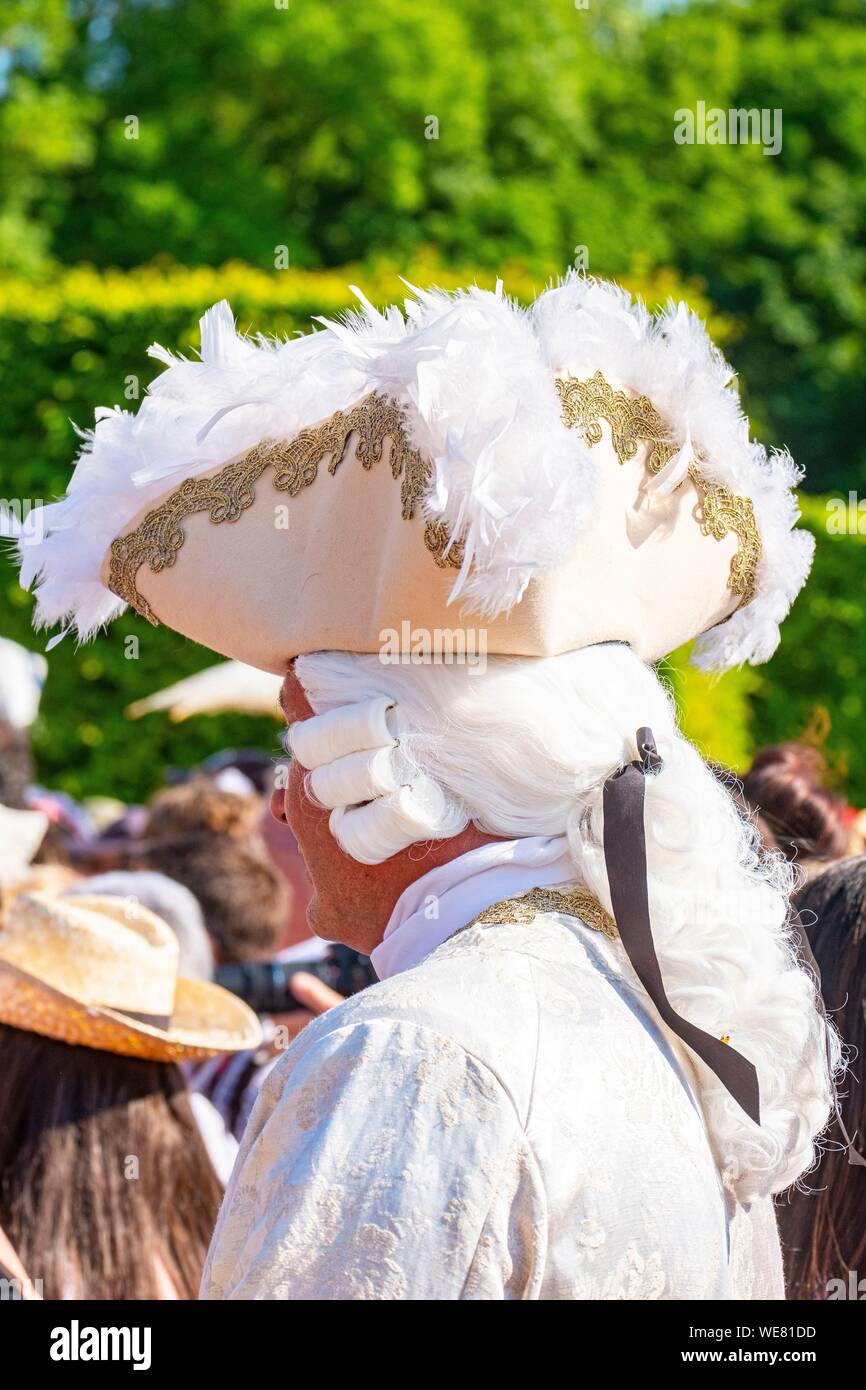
[[289, 696, 396, 769], [307, 745, 401, 809], [330, 782, 452, 865]]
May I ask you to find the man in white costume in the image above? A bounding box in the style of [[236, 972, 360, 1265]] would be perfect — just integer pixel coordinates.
[[15, 275, 840, 1299]]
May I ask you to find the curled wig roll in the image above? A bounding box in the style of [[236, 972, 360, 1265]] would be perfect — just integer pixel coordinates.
[[293, 643, 839, 1201]]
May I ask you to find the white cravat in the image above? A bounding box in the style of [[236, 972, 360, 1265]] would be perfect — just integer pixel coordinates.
[[371, 835, 574, 981]]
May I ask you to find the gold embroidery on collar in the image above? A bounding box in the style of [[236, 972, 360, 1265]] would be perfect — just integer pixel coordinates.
[[108, 391, 462, 622], [555, 372, 761, 607], [459, 885, 618, 941]]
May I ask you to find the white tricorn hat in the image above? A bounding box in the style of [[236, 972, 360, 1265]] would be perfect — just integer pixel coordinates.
[[13, 275, 812, 673]]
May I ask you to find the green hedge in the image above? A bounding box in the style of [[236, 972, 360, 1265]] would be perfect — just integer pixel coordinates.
[[0, 263, 861, 804], [747, 496, 865, 793], [670, 494, 866, 794]]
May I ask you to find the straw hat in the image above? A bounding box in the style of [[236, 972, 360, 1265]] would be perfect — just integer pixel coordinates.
[[0, 891, 262, 1061]]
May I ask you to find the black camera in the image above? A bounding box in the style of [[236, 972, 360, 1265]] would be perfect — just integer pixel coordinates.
[[216, 944, 377, 1016]]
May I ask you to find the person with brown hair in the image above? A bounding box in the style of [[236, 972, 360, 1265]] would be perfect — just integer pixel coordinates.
[[780, 855, 866, 1299], [741, 742, 850, 867], [138, 779, 290, 963], [0, 891, 260, 1299], [0, 1220, 40, 1298]]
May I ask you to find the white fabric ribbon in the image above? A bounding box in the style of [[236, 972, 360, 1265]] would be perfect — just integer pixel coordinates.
[[307, 746, 401, 810], [330, 781, 456, 866], [289, 697, 396, 770], [371, 834, 575, 980]]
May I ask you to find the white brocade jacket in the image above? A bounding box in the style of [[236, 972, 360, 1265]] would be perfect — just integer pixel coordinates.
[[201, 907, 785, 1300]]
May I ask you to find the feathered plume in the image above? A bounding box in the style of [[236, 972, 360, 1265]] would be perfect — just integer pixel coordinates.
[[12, 275, 811, 669]]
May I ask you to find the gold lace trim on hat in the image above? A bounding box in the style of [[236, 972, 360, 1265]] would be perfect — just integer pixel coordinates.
[[556, 372, 760, 606], [457, 885, 618, 940], [108, 375, 760, 623], [108, 393, 465, 624]]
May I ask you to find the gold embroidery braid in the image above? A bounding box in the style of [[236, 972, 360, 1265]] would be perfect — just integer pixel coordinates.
[[554, 372, 760, 607], [556, 371, 680, 475], [108, 391, 462, 622], [422, 519, 466, 571], [109, 372, 760, 625], [108, 447, 275, 625], [689, 474, 761, 604], [389, 430, 466, 569], [458, 885, 618, 941]]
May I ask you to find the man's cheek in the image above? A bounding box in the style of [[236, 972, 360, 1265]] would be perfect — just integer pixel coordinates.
[[286, 762, 327, 835], [285, 763, 306, 829]]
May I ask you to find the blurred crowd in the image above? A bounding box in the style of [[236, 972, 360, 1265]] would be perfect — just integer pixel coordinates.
[[0, 636, 864, 1301]]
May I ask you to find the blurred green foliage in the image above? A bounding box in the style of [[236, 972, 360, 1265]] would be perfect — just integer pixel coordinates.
[[748, 495, 866, 794], [672, 494, 866, 795], [0, 0, 863, 805], [2, 0, 865, 492]]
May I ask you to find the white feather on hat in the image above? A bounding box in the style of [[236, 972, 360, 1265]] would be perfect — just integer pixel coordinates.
[[12, 274, 812, 671]]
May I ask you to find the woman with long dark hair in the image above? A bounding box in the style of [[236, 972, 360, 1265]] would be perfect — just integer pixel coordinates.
[[0, 890, 260, 1299], [0, 1029, 225, 1299], [780, 855, 866, 1299]]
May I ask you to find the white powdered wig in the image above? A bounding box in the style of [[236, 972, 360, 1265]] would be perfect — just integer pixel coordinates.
[[16, 275, 810, 669], [286, 695, 464, 862], [287, 696, 397, 769], [294, 644, 839, 1202]]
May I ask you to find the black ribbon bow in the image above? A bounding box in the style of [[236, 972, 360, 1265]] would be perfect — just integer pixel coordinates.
[[602, 726, 761, 1126], [603, 726, 866, 1164]]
